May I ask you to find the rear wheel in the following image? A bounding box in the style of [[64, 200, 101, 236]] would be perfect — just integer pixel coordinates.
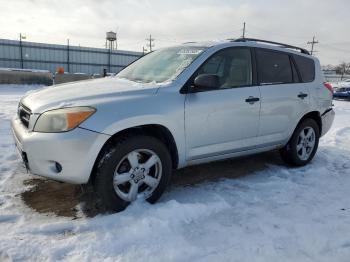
[[280, 118, 320, 166], [94, 135, 172, 212]]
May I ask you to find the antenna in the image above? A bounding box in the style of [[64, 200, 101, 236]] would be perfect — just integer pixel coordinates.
[[242, 22, 246, 38]]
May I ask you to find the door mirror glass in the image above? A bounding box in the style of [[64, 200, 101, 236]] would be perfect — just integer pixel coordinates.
[[193, 74, 220, 91]]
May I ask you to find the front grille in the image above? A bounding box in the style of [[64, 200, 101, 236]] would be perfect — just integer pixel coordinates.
[[18, 103, 31, 128]]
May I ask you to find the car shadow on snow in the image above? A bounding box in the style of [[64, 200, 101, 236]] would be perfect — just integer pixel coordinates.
[[21, 150, 284, 218]]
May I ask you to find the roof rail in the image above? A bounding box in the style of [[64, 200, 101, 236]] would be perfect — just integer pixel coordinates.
[[233, 38, 310, 55]]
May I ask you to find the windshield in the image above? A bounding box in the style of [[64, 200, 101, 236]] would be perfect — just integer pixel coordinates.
[[116, 46, 207, 83]]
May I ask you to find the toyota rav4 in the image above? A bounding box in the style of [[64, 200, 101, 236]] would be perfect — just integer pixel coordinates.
[[11, 38, 335, 212]]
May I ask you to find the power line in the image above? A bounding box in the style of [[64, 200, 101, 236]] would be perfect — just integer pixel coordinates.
[[307, 36, 319, 55], [318, 43, 350, 54]]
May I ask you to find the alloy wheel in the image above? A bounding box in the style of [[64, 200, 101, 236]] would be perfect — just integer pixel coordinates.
[[113, 149, 162, 202], [296, 126, 316, 161]]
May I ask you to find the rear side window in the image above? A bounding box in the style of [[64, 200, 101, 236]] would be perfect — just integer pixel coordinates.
[[256, 49, 293, 85], [293, 55, 315, 82]]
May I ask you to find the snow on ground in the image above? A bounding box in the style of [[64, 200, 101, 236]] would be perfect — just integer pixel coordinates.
[[0, 84, 350, 261]]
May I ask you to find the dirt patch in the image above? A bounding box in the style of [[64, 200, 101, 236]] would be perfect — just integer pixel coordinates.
[[21, 178, 81, 218], [21, 150, 283, 218]]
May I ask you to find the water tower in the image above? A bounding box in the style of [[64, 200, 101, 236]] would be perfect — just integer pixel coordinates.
[[106, 31, 117, 50]]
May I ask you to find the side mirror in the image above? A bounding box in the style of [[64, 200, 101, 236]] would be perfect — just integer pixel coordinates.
[[192, 74, 220, 92]]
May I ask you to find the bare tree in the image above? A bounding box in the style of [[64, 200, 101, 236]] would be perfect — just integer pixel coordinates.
[[335, 62, 350, 77]]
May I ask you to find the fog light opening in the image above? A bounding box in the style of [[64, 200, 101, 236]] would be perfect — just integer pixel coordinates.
[[55, 162, 62, 173]]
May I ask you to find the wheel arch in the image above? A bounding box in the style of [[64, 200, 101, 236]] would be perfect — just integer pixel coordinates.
[[88, 124, 179, 184], [297, 111, 322, 134], [285, 111, 322, 147]]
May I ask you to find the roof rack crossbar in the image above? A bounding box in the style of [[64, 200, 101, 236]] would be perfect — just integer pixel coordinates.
[[233, 38, 310, 55]]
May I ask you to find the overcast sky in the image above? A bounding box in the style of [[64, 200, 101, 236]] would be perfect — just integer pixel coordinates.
[[0, 0, 349, 65]]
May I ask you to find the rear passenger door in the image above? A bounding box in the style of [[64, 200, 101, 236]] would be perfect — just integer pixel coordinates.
[[256, 48, 310, 145]]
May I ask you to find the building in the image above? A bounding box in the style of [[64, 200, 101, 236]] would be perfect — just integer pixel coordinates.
[[0, 38, 142, 75]]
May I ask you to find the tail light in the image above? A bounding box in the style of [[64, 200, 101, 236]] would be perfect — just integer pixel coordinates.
[[324, 82, 334, 94]]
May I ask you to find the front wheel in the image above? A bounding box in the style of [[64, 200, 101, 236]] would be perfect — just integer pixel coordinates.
[[94, 135, 172, 212], [280, 118, 320, 166]]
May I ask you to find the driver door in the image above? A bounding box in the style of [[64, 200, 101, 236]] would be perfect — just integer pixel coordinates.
[[184, 47, 261, 161]]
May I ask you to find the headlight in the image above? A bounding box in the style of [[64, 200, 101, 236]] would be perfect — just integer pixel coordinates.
[[34, 107, 96, 133]]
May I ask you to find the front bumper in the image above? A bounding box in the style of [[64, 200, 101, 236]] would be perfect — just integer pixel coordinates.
[[321, 108, 335, 137], [11, 117, 110, 184]]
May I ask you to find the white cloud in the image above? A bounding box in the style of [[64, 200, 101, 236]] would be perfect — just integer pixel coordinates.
[[0, 0, 349, 64]]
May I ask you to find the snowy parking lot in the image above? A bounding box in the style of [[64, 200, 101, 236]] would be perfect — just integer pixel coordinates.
[[1, 84, 350, 261]]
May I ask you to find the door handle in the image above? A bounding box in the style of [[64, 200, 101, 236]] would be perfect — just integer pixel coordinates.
[[297, 92, 308, 99], [245, 96, 260, 104]]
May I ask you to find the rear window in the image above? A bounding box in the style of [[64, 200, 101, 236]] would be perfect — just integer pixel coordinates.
[[256, 49, 293, 85], [293, 55, 315, 82]]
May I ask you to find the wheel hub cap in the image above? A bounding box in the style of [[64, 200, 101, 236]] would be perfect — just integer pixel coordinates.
[[131, 167, 146, 183], [112, 149, 162, 202]]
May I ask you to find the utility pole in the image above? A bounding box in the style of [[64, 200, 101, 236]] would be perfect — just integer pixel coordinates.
[[67, 39, 70, 73], [146, 34, 155, 52], [307, 36, 319, 55], [19, 33, 24, 69], [242, 22, 246, 39]]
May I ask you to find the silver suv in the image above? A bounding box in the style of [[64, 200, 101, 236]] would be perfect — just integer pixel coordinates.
[[12, 38, 335, 212]]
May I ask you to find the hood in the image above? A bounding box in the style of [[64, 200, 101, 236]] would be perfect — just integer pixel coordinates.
[[21, 77, 161, 113]]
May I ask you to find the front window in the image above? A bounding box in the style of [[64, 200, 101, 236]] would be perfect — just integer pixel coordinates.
[[195, 48, 253, 89], [117, 46, 207, 83]]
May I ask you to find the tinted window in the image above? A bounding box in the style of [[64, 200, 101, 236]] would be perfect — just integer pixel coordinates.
[[256, 49, 293, 84], [201, 55, 225, 78], [197, 48, 252, 89], [293, 55, 315, 82]]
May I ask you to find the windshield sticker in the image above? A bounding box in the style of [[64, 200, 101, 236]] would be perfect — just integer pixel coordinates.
[[177, 49, 203, 55]]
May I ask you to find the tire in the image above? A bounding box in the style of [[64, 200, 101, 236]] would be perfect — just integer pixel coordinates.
[[94, 135, 172, 212], [280, 118, 320, 166]]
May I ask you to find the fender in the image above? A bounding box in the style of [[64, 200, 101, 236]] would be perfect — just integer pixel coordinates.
[[87, 114, 187, 169]]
